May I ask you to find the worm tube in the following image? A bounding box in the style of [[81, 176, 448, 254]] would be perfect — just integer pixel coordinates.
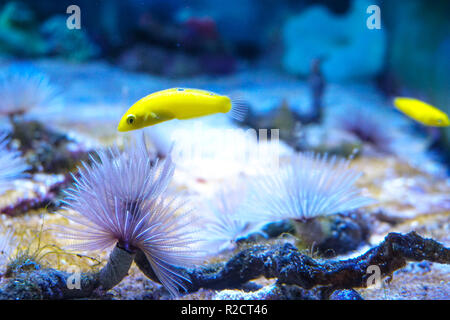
[[99, 245, 135, 291]]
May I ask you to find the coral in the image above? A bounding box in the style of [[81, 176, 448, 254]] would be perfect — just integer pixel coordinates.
[[58, 139, 201, 296], [244, 152, 375, 223], [40, 16, 99, 62], [282, 0, 386, 81], [0, 132, 29, 195], [0, 2, 46, 57], [0, 66, 58, 117]]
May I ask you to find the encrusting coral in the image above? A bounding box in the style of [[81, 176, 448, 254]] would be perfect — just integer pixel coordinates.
[[57, 138, 202, 296], [0, 132, 29, 195]]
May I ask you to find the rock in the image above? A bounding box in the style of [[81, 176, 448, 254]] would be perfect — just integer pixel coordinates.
[[302, 125, 362, 158], [261, 220, 296, 238], [329, 289, 363, 300], [294, 211, 372, 257], [214, 283, 322, 300], [9, 119, 93, 174]]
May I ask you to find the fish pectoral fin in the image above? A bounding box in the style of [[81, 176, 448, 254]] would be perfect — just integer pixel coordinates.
[[156, 111, 175, 121], [150, 112, 159, 119], [145, 111, 175, 123], [144, 112, 162, 121]]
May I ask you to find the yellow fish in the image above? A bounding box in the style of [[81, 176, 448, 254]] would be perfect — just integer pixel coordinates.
[[393, 97, 450, 127], [118, 88, 246, 132]]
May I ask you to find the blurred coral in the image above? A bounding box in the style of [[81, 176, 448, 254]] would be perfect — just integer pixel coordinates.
[[40, 15, 100, 62], [282, 0, 386, 81], [183, 17, 218, 42], [0, 2, 46, 57]]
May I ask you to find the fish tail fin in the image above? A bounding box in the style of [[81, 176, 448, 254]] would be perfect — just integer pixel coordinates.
[[229, 93, 249, 122]]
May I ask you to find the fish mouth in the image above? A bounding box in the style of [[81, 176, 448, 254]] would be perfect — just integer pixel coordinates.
[[117, 122, 130, 132]]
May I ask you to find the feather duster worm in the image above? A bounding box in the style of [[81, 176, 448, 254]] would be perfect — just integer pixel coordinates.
[[59, 140, 201, 296], [0, 132, 29, 195], [244, 152, 375, 222], [0, 67, 58, 117], [201, 188, 264, 253], [0, 228, 14, 275]]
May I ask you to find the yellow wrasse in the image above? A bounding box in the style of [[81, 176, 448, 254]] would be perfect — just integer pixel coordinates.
[[118, 88, 246, 132], [393, 97, 450, 127]]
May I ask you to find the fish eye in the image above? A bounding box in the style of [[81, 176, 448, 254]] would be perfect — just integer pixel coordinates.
[[126, 114, 136, 125]]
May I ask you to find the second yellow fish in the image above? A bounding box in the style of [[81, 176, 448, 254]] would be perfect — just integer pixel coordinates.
[[393, 97, 450, 127], [118, 88, 246, 132]]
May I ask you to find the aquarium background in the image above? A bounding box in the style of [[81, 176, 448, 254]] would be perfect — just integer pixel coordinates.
[[0, 0, 448, 300]]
